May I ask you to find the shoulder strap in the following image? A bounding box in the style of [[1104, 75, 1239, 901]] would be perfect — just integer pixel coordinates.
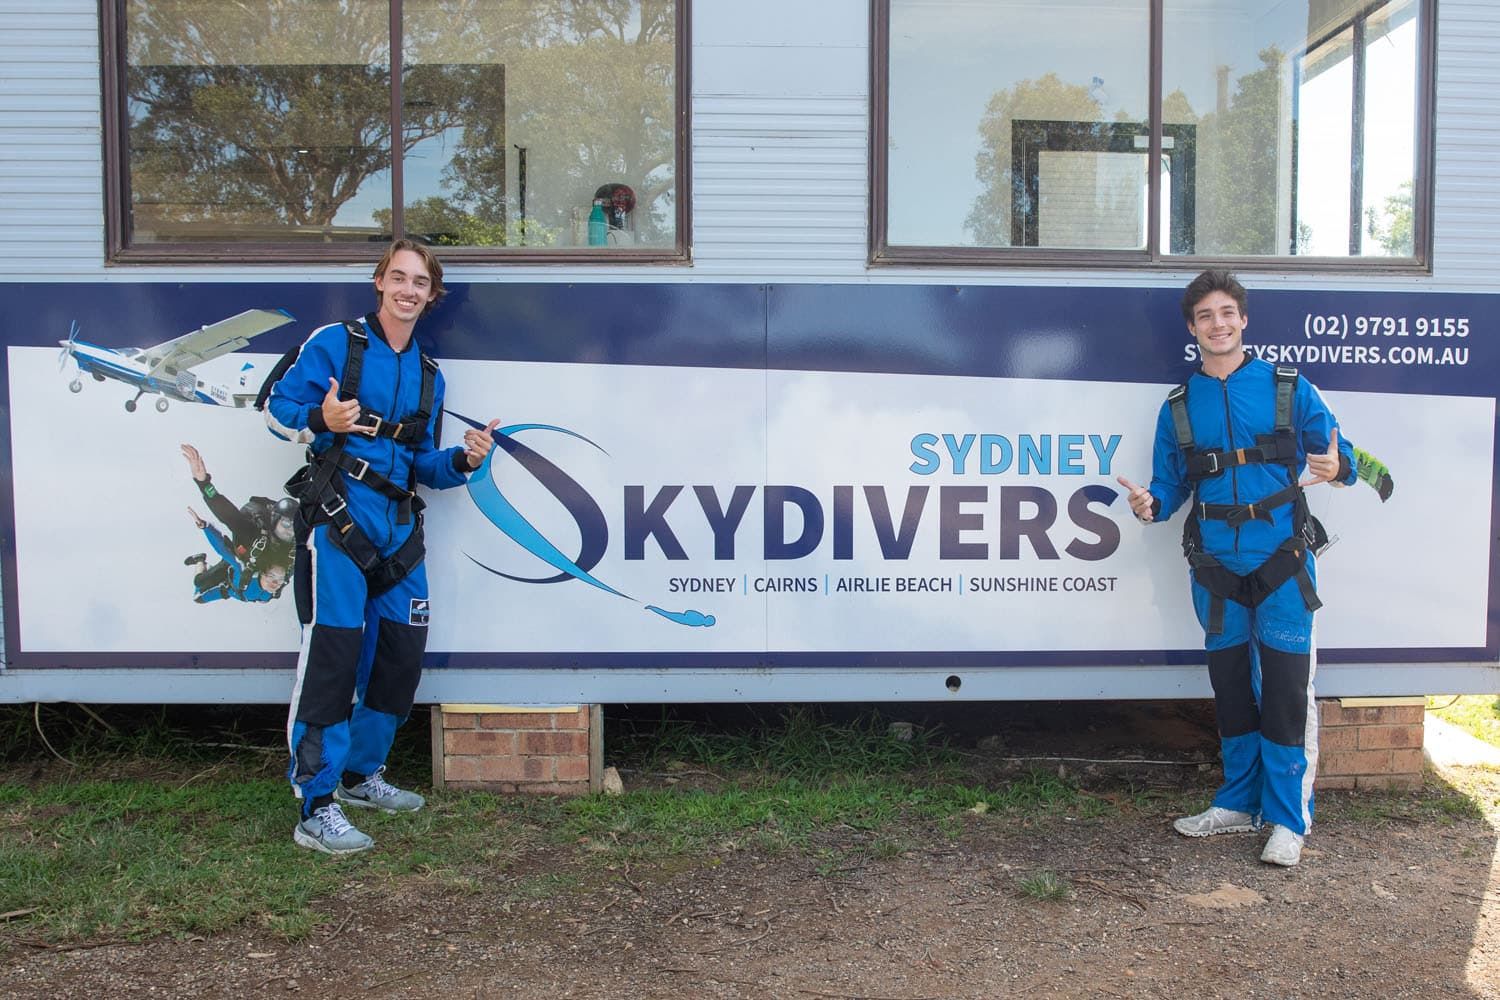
[[1273, 366, 1298, 434], [339, 319, 368, 401], [1167, 383, 1194, 452]]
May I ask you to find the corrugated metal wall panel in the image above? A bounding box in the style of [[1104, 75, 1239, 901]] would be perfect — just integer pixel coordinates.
[[0, 0, 104, 274], [0, 0, 1494, 289], [692, 87, 869, 278], [1427, 0, 1500, 290]]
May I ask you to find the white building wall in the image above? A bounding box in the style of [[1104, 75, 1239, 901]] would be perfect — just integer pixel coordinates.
[[0, 0, 1495, 289]]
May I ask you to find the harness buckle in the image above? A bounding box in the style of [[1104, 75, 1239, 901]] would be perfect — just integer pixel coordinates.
[[1205, 452, 1221, 474], [320, 495, 347, 519], [349, 457, 370, 481], [363, 414, 384, 437]]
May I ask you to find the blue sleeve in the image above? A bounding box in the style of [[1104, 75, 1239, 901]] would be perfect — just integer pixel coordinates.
[[265, 324, 345, 443], [203, 524, 238, 565], [411, 366, 469, 490], [1296, 379, 1358, 486], [1147, 398, 1192, 522]]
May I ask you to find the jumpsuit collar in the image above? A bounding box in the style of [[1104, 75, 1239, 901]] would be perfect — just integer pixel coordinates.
[[1196, 350, 1255, 382], [363, 311, 419, 355]]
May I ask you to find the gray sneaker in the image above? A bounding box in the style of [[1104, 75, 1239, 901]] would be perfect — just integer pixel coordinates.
[[1260, 824, 1305, 867], [293, 802, 373, 855], [335, 766, 425, 813], [1172, 805, 1258, 838]]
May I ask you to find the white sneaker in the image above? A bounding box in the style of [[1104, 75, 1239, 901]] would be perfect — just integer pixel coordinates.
[[293, 802, 373, 855], [1173, 805, 1258, 838], [1260, 825, 1305, 867], [335, 766, 425, 813]]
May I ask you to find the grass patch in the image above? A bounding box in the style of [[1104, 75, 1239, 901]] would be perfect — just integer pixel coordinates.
[[1015, 869, 1071, 902], [0, 768, 1087, 944], [1427, 695, 1500, 749], [613, 706, 960, 780], [0, 703, 1116, 946], [1320, 774, 1486, 827], [0, 777, 560, 944]]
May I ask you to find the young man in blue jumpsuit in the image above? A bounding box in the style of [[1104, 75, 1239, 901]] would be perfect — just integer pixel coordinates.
[[266, 240, 498, 855], [1117, 270, 1357, 867]]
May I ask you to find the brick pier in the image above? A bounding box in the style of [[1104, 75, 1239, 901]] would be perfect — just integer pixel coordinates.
[[1315, 696, 1425, 790], [431, 704, 603, 795]]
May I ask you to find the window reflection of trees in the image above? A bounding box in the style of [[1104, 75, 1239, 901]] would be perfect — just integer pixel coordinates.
[[123, 0, 677, 248]]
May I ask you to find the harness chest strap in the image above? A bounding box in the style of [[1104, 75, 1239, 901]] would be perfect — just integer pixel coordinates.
[[1170, 366, 1324, 633], [1168, 366, 1300, 480], [338, 321, 438, 446], [287, 318, 440, 595]]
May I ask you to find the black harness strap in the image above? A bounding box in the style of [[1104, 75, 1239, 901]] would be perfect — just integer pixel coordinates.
[[286, 318, 439, 596], [1171, 368, 1324, 634]]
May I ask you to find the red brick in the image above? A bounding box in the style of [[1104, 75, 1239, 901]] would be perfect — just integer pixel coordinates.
[[441, 712, 477, 730], [1390, 748, 1425, 774], [514, 781, 591, 797], [1358, 725, 1423, 751], [1318, 702, 1423, 727], [447, 780, 518, 793], [478, 756, 529, 782], [1318, 727, 1359, 752], [445, 730, 516, 756], [553, 707, 591, 731], [442, 755, 481, 783], [522, 756, 551, 780], [521, 731, 589, 756], [1314, 775, 1357, 791], [1319, 749, 1392, 776], [480, 711, 562, 731], [1355, 773, 1423, 791], [555, 755, 593, 782]]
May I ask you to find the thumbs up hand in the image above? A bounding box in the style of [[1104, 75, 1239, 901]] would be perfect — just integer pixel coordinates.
[[1116, 475, 1156, 523], [1300, 427, 1341, 487]]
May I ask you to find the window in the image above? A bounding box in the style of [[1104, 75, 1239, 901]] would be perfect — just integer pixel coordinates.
[[872, 0, 1432, 269], [103, 1, 688, 263]]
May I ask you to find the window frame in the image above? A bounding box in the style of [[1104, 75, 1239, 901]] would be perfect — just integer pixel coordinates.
[[868, 0, 1436, 272], [100, 0, 692, 266]]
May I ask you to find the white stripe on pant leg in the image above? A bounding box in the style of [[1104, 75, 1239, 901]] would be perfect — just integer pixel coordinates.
[[1300, 622, 1319, 832], [284, 532, 320, 797]]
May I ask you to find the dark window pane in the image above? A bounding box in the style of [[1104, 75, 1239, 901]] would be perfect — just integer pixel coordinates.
[[401, 0, 677, 250], [124, 0, 392, 244]]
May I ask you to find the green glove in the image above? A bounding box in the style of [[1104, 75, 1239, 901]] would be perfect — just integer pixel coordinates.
[[1353, 447, 1394, 502]]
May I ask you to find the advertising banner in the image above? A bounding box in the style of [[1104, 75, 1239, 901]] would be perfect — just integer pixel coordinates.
[[2, 282, 1493, 673]]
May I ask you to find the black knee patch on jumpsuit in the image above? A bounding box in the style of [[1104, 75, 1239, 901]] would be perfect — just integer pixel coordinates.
[[364, 618, 428, 719], [294, 625, 364, 726], [1207, 644, 1260, 738], [1257, 645, 1312, 747]]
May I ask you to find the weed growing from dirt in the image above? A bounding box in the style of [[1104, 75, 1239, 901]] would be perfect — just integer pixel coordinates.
[[1015, 869, 1071, 902]]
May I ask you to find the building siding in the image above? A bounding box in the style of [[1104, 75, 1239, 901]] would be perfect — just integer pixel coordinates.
[[0, 0, 1493, 289]]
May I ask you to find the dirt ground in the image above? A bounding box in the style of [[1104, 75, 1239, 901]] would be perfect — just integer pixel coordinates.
[[5, 704, 1500, 999]]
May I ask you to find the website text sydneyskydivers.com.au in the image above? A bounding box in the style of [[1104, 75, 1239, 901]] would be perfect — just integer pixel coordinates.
[[1184, 310, 1475, 367]]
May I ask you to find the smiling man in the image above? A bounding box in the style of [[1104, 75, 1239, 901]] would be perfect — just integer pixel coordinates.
[[266, 240, 498, 855], [1116, 270, 1358, 868]]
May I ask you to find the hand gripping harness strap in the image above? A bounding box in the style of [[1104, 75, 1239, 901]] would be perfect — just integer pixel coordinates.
[[1169, 367, 1323, 634], [336, 321, 439, 447], [284, 319, 438, 596]]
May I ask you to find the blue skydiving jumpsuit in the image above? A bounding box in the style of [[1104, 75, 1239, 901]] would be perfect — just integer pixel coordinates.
[[193, 524, 277, 604], [266, 313, 470, 816], [1149, 355, 1357, 835]]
